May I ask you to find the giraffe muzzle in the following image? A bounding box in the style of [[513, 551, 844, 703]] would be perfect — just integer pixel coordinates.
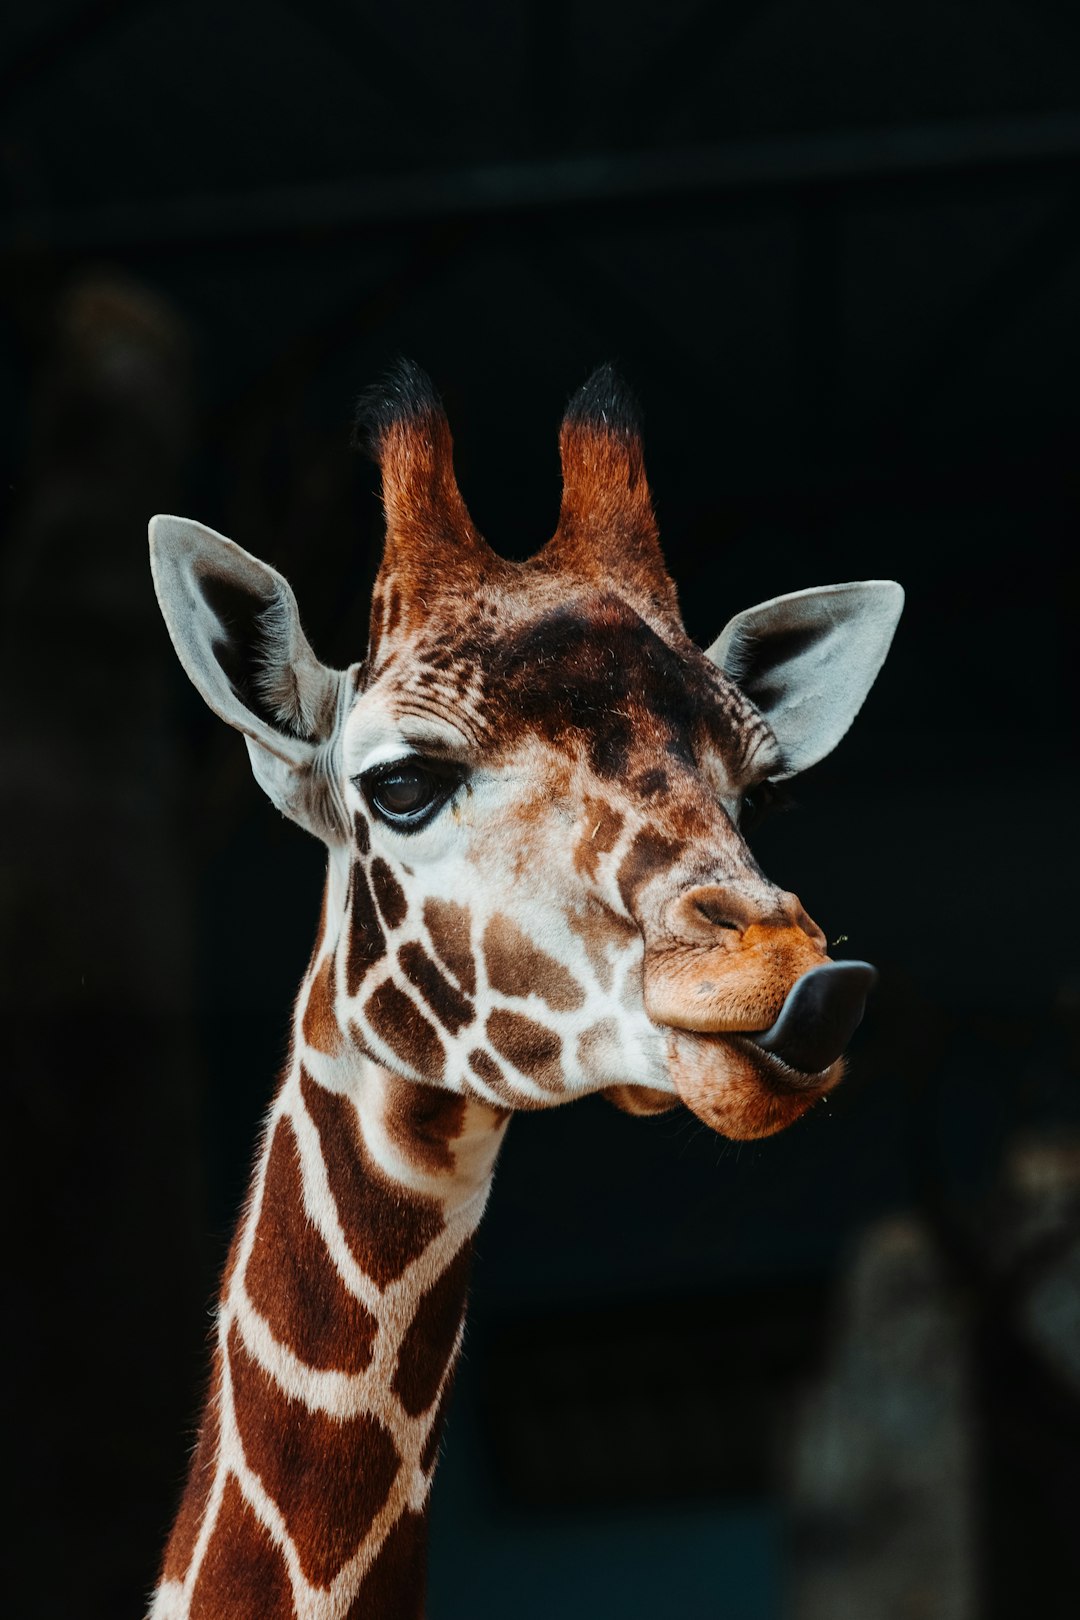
[[748, 960, 877, 1078]]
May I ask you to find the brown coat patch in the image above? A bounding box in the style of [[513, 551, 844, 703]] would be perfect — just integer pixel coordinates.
[[312, 876, 330, 954], [485, 1010, 563, 1089], [301, 954, 343, 1056], [300, 1069, 443, 1288], [616, 826, 681, 913], [364, 978, 446, 1080], [384, 584, 403, 639], [392, 1241, 473, 1417], [343, 1510, 427, 1620], [635, 766, 669, 798], [228, 1324, 400, 1589], [398, 940, 474, 1034], [383, 1075, 466, 1174], [161, 1363, 222, 1584], [576, 1017, 622, 1073], [483, 914, 584, 1012], [245, 1118, 377, 1373], [574, 797, 624, 883], [190, 1475, 295, 1620], [423, 897, 476, 995], [371, 858, 408, 930], [346, 864, 385, 994], [467, 1047, 511, 1097], [566, 899, 638, 992]]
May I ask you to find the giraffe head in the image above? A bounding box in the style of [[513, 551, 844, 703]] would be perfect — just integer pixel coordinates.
[[150, 363, 901, 1140]]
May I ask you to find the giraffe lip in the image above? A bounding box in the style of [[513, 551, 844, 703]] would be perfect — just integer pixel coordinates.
[[664, 1025, 843, 1141], [725, 1033, 838, 1092], [671, 1026, 839, 1092], [747, 960, 878, 1077]]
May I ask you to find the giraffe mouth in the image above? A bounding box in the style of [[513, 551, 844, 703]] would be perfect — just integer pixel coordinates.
[[664, 1026, 844, 1140], [694, 1027, 846, 1094], [660, 962, 877, 1140], [726, 1032, 840, 1089]]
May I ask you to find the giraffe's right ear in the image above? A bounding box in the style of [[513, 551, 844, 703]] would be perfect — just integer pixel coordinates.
[[706, 580, 904, 779], [149, 515, 347, 840]]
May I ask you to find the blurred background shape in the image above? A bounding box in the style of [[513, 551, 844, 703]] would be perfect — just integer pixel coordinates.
[[1, 3, 1078, 1616]]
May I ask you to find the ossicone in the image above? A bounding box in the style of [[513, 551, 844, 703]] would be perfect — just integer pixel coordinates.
[[356, 359, 494, 608], [543, 363, 677, 617], [562, 362, 645, 447], [353, 357, 446, 464]]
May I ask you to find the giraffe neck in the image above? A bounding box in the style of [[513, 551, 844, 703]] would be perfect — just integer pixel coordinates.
[[151, 861, 508, 1620]]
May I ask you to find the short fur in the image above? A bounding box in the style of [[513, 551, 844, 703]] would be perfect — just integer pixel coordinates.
[[146, 364, 902, 1618]]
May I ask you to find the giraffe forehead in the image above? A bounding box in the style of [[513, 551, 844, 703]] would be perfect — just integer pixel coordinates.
[[341, 687, 474, 779], [366, 589, 771, 784], [487, 596, 767, 782]]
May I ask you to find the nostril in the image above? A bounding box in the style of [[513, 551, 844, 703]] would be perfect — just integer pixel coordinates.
[[694, 898, 740, 932]]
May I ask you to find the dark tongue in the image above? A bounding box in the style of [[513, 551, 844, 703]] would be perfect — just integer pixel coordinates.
[[751, 961, 878, 1075]]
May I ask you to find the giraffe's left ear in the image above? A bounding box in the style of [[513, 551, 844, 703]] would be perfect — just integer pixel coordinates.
[[707, 581, 904, 779], [149, 514, 347, 839]]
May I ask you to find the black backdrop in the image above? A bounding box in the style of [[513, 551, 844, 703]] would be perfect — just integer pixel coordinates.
[[2, 5, 1079, 1618]]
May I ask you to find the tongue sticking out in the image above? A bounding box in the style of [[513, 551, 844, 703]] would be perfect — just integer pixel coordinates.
[[751, 960, 878, 1076]]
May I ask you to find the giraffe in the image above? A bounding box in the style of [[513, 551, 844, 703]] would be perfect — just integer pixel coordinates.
[[146, 361, 903, 1619]]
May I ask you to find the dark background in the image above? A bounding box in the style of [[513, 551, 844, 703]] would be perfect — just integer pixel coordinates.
[[2, 4, 1079, 1618]]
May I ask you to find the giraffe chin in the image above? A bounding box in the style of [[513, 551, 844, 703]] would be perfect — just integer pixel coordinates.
[[604, 1083, 680, 1117], [666, 1028, 844, 1141]]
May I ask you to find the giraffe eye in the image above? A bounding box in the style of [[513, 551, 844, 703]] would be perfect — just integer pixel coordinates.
[[739, 780, 792, 836], [740, 788, 765, 832], [361, 758, 463, 831]]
